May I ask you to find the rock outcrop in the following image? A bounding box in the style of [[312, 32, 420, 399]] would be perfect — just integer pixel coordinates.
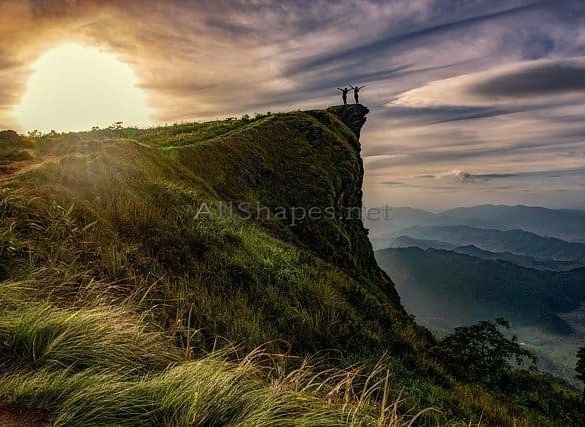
[[327, 104, 370, 139]]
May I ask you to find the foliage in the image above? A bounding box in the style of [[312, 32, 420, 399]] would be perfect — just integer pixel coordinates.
[[375, 247, 585, 335], [577, 346, 585, 396], [0, 302, 432, 426], [436, 318, 536, 385]]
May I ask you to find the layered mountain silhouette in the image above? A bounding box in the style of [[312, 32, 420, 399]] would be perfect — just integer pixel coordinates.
[[383, 225, 585, 263], [367, 204, 585, 242]]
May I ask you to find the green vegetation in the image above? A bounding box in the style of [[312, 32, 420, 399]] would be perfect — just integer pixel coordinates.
[[436, 318, 536, 385], [0, 301, 430, 426], [375, 247, 585, 334], [0, 106, 583, 425], [577, 347, 585, 399]]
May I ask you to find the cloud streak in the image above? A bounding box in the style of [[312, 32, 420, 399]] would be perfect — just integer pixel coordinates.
[[470, 60, 585, 97], [0, 0, 584, 209]]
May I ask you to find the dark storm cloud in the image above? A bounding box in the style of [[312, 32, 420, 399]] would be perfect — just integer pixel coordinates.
[[292, 1, 548, 74], [470, 61, 585, 98]]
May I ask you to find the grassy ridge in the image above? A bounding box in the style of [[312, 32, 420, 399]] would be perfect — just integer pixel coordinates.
[[0, 108, 582, 425], [1, 109, 421, 356]]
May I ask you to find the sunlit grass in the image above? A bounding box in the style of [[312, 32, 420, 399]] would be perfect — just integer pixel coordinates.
[[0, 109, 582, 425]]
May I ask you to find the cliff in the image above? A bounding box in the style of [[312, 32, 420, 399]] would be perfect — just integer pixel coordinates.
[[0, 106, 425, 357], [1, 108, 580, 425]]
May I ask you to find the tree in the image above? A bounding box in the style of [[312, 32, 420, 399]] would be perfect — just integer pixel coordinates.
[[577, 347, 585, 400], [107, 121, 124, 130], [437, 318, 536, 385]]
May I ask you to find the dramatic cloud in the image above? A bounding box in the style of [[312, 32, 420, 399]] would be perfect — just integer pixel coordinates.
[[438, 170, 519, 183], [470, 60, 585, 97], [1, 0, 584, 209], [391, 58, 585, 109]]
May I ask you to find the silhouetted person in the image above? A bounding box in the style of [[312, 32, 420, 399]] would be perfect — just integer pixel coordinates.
[[337, 87, 350, 105], [350, 85, 365, 104]]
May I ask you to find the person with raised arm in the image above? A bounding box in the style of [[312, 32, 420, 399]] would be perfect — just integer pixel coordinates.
[[350, 85, 365, 104], [337, 87, 350, 105]]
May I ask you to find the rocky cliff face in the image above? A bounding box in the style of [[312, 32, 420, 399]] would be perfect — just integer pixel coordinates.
[[327, 104, 370, 139], [190, 105, 405, 311], [324, 105, 403, 304]]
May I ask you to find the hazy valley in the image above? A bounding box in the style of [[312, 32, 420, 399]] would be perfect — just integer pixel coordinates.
[[371, 204, 585, 387]]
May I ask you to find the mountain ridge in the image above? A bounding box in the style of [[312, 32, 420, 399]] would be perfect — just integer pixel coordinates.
[[393, 224, 585, 262], [0, 106, 583, 424], [366, 204, 585, 242]]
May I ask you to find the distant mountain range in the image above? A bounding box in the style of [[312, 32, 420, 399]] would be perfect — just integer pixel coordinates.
[[370, 204, 585, 386], [453, 244, 584, 271], [443, 205, 585, 242], [365, 204, 585, 242], [380, 225, 585, 263], [385, 236, 584, 271]]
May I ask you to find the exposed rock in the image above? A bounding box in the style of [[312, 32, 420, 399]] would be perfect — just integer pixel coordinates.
[[327, 104, 370, 139]]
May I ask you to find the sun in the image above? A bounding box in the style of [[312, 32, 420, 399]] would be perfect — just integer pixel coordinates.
[[13, 43, 152, 132]]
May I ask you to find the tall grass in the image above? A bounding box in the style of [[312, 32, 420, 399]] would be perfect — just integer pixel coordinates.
[[0, 305, 180, 373], [0, 111, 582, 425], [0, 302, 435, 426]]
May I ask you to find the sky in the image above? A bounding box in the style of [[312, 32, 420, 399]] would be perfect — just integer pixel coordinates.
[[1, 0, 585, 210]]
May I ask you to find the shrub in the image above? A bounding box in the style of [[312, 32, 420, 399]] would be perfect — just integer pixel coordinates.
[[436, 318, 536, 385]]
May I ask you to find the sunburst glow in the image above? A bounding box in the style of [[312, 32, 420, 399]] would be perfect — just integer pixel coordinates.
[[13, 43, 151, 132]]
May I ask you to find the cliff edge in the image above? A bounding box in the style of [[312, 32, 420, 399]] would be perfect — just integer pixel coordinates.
[[0, 106, 426, 357]]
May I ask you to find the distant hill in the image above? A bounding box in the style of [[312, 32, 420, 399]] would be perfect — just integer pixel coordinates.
[[453, 244, 585, 271], [375, 247, 585, 334], [364, 206, 492, 238], [365, 204, 585, 242], [385, 235, 457, 251], [442, 204, 585, 242], [375, 247, 585, 385], [395, 225, 585, 262]]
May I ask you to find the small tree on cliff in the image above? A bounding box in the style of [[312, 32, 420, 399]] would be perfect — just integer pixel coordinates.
[[437, 317, 536, 385], [577, 346, 585, 399]]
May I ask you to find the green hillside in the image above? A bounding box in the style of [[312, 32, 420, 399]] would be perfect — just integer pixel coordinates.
[[375, 247, 585, 333], [375, 246, 585, 386], [0, 107, 583, 425]]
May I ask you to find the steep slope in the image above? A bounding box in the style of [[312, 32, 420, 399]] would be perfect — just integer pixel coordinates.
[[0, 108, 583, 425], [0, 106, 424, 357]]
